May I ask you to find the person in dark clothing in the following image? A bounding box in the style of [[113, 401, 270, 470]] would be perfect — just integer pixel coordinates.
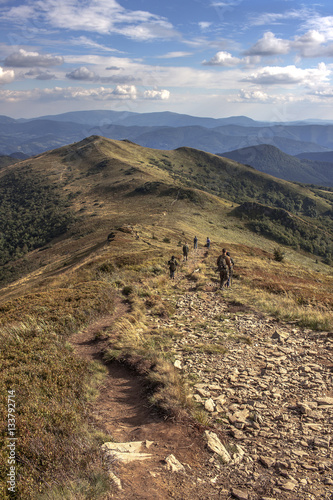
[[226, 251, 234, 288], [167, 255, 178, 279], [193, 236, 198, 249], [182, 243, 189, 261], [217, 248, 231, 290], [206, 237, 211, 249]]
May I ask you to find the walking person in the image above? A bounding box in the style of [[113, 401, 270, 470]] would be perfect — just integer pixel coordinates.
[[226, 251, 234, 288], [217, 248, 231, 290], [206, 237, 211, 249], [193, 235, 198, 250], [167, 255, 178, 279], [182, 242, 189, 261]]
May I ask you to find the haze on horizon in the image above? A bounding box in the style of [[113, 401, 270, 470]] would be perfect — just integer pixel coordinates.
[[1, 0, 333, 122]]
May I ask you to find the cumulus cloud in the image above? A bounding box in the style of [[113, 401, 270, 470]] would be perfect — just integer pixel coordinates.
[[291, 30, 333, 58], [237, 89, 270, 102], [0, 66, 15, 84], [244, 32, 290, 56], [4, 49, 63, 67], [0, 85, 172, 103], [66, 66, 137, 84], [304, 15, 333, 40], [111, 85, 137, 98], [143, 89, 170, 100], [66, 66, 97, 81], [202, 51, 241, 66], [242, 63, 330, 87]]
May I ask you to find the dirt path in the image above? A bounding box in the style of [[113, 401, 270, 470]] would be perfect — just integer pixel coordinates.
[[70, 302, 220, 499], [69, 246, 333, 499]]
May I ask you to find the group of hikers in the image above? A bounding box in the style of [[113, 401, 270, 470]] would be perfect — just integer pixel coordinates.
[[167, 236, 234, 290]]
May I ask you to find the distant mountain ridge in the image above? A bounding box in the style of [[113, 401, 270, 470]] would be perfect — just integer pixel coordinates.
[[19, 110, 262, 128], [219, 144, 333, 186], [1, 110, 333, 186]]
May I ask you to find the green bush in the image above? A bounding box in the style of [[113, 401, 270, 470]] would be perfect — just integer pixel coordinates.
[[273, 248, 285, 262]]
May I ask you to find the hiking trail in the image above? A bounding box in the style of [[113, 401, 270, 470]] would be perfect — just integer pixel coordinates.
[[71, 247, 333, 499]]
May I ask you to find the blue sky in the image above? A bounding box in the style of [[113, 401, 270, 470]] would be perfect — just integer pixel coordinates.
[[0, 0, 333, 121]]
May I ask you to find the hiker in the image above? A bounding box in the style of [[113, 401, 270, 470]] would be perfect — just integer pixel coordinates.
[[206, 237, 211, 249], [167, 255, 178, 279], [226, 251, 234, 288], [217, 248, 231, 290], [193, 235, 198, 249], [182, 242, 189, 261]]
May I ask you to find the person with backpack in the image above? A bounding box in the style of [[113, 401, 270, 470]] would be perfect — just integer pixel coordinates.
[[216, 248, 231, 290], [226, 251, 234, 288], [167, 255, 178, 279], [182, 242, 189, 261], [193, 236, 198, 250]]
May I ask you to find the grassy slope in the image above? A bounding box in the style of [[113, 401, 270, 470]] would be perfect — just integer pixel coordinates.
[[0, 136, 332, 499]]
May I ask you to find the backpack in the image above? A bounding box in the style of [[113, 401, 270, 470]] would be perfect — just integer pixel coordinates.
[[217, 256, 228, 271], [169, 260, 177, 271]]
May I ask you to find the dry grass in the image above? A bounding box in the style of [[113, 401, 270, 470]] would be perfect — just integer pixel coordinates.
[[0, 317, 113, 500], [233, 251, 333, 330]]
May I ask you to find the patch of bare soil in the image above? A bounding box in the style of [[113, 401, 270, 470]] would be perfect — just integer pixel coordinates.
[[70, 305, 221, 500]]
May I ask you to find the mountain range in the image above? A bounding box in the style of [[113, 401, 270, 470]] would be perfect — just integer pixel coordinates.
[[1, 110, 333, 162]]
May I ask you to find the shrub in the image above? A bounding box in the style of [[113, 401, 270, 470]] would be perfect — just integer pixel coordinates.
[[273, 247, 285, 262], [122, 285, 134, 296]]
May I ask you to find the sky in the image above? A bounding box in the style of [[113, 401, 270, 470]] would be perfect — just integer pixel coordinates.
[[0, 0, 333, 121]]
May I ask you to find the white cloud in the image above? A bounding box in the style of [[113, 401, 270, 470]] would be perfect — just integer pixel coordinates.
[[66, 66, 97, 81], [0, 66, 15, 84], [4, 49, 63, 67], [198, 22, 212, 30], [303, 15, 333, 40], [0, 86, 132, 102], [0, 0, 179, 41], [250, 8, 313, 27], [311, 88, 333, 98], [242, 63, 330, 87], [69, 36, 120, 52], [65, 65, 137, 84], [143, 89, 170, 100], [25, 69, 55, 80], [202, 51, 241, 66], [158, 51, 192, 59], [111, 85, 137, 98], [236, 89, 270, 102], [291, 30, 333, 58], [0, 85, 172, 103], [244, 32, 290, 56]]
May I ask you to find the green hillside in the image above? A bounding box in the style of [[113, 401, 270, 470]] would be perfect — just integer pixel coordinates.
[[0, 136, 331, 287], [0, 155, 19, 169]]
